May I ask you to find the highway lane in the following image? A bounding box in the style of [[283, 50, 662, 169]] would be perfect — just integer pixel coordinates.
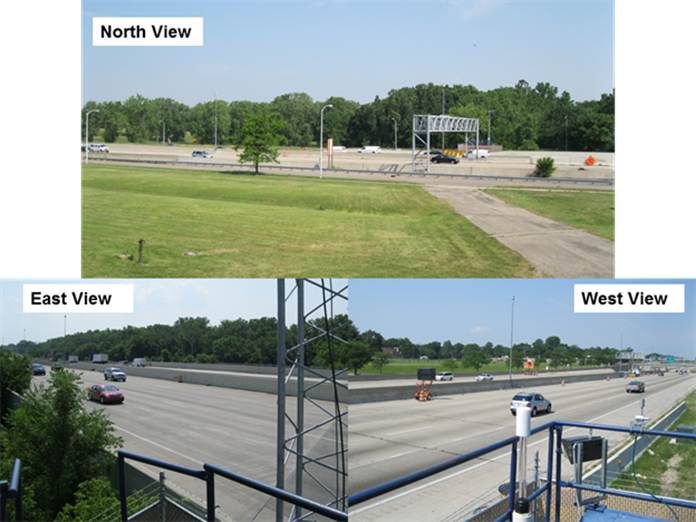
[[31, 367, 345, 521], [348, 372, 696, 521]]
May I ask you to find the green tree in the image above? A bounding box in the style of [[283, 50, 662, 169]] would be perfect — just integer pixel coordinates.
[[462, 349, 490, 373], [1, 370, 123, 520], [442, 358, 459, 372], [338, 340, 373, 375], [0, 348, 32, 420], [123, 94, 157, 143], [371, 352, 390, 374], [234, 110, 286, 174], [55, 477, 119, 522]]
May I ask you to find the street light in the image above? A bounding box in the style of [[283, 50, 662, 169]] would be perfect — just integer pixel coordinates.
[[319, 104, 333, 179], [392, 118, 398, 150], [509, 296, 515, 383], [159, 120, 165, 145], [487, 110, 493, 145], [214, 92, 218, 151], [85, 109, 99, 164]]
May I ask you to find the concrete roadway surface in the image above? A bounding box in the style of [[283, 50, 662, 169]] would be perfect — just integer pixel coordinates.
[[348, 372, 696, 522], [31, 368, 345, 522]]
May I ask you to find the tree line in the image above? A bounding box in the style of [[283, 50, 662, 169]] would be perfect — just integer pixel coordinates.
[[81, 81, 614, 152]]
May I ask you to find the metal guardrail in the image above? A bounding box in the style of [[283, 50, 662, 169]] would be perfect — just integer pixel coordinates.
[[117, 451, 348, 522], [0, 459, 22, 522], [348, 420, 696, 521], [85, 156, 615, 186]]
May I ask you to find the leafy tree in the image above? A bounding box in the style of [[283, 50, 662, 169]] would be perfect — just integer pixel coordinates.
[[442, 358, 459, 372], [190, 98, 231, 145], [338, 340, 373, 375], [371, 352, 390, 374], [1, 370, 123, 520], [234, 110, 286, 174], [462, 348, 490, 373], [55, 477, 119, 522], [0, 348, 32, 420], [123, 94, 157, 143]]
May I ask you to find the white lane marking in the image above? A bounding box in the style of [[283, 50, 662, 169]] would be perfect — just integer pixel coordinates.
[[386, 425, 433, 437], [353, 379, 696, 514], [116, 426, 202, 466], [389, 453, 406, 459]]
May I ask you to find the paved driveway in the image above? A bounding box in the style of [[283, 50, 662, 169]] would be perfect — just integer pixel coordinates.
[[424, 185, 614, 278]]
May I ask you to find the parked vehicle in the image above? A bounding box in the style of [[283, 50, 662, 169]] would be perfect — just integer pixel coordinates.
[[626, 380, 645, 393], [435, 372, 454, 381], [466, 149, 490, 158], [92, 353, 108, 364], [32, 363, 46, 375], [133, 358, 147, 367], [89, 384, 124, 404], [510, 392, 552, 417], [192, 150, 212, 158], [476, 373, 494, 382], [431, 154, 460, 164], [357, 146, 381, 153], [104, 367, 127, 382]]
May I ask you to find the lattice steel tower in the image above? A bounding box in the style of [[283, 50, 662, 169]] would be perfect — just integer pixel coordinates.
[[276, 279, 349, 521]]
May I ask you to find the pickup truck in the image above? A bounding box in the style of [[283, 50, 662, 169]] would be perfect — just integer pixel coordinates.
[[626, 380, 645, 393]]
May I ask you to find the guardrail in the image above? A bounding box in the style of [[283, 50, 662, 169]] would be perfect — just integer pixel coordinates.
[[348, 420, 696, 521], [0, 460, 22, 522], [117, 451, 347, 522], [85, 156, 615, 185]]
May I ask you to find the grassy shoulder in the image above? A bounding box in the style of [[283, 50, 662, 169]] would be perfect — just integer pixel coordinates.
[[82, 165, 535, 278], [358, 358, 594, 376], [483, 187, 615, 241], [610, 390, 696, 500]]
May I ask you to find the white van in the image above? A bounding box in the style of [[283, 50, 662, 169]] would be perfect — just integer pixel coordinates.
[[358, 146, 381, 154], [466, 149, 490, 158]]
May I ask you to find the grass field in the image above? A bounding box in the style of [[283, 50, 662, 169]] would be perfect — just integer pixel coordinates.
[[484, 187, 615, 241], [358, 358, 593, 376], [610, 390, 696, 501], [82, 165, 536, 278]]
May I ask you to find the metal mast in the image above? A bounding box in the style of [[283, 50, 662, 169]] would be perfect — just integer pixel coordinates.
[[276, 279, 349, 521], [411, 114, 480, 174]]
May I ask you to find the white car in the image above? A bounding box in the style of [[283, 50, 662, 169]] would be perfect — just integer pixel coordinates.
[[90, 143, 110, 152], [476, 373, 494, 382], [104, 367, 127, 382], [435, 372, 454, 381]]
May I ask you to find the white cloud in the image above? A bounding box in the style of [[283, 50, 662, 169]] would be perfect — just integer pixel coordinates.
[[447, 0, 500, 22]]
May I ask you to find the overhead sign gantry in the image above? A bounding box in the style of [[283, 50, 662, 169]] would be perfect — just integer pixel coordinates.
[[411, 114, 480, 174]]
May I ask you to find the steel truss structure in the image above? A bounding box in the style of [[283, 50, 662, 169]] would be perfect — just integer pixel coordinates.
[[276, 279, 349, 522], [412, 114, 480, 174]]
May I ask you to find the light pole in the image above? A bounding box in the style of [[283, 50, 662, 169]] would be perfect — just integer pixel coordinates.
[[509, 296, 515, 383], [160, 120, 165, 145], [487, 110, 493, 145], [85, 109, 99, 164], [441, 85, 446, 150], [319, 104, 333, 179], [214, 92, 218, 151], [392, 118, 398, 150]]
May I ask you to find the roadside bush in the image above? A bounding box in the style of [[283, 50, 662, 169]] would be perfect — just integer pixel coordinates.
[[534, 157, 556, 177]]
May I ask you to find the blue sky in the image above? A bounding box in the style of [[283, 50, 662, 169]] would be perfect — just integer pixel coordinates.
[[349, 279, 696, 359], [81, 0, 614, 106], [1, 279, 348, 346]]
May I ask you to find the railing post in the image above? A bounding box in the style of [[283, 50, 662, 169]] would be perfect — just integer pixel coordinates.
[[1, 480, 8, 522], [119, 451, 128, 522], [159, 471, 165, 522], [546, 424, 554, 522], [509, 438, 517, 518], [554, 425, 563, 522], [12, 460, 22, 522], [206, 470, 216, 522]]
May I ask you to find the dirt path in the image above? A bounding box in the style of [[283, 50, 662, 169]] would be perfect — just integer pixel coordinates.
[[424, 184, 614, 278]]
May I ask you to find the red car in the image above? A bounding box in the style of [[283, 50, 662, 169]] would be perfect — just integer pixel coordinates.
[[89, 384, 124, 404]]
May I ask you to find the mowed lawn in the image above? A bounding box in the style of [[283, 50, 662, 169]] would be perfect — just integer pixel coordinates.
[[82, 165, 535, 278], [484, 187, 615, 241]]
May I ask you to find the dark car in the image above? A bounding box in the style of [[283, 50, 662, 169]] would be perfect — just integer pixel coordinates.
[[51, 363, 64, 372], [431, 154, 460, 164], [510, 392, 552, 417], [32, 363, 46, 375], [89, 384, 124, 404]]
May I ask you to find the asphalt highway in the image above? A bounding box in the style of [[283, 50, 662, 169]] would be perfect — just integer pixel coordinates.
[[32, 367, 345, 522], [348, 371, 696, 521]]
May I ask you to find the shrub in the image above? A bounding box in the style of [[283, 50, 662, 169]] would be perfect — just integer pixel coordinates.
[[534, 157, 556, 177]]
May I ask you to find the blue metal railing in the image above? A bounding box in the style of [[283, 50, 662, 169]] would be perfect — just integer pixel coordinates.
[[117, 450, 347, 522], [348, 420, 696, 521], [0, 459, 22, 522]]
